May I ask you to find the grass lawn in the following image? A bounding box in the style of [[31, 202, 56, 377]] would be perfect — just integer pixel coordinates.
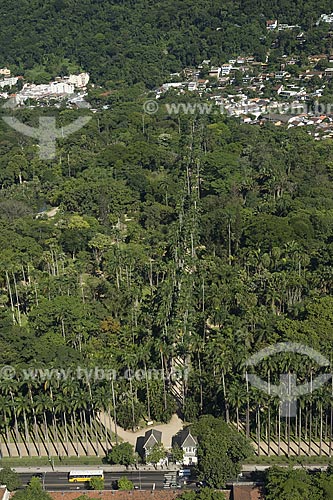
[[0, 456, 105, 467], [245, 455, 333, 466]]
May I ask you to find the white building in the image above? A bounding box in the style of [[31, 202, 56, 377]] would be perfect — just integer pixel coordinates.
[[0, 77, 18, 88], [0, 68, 10, 76], [173, 428, 198, 466], [17, 80, 75, 102], [49, 81, 74, 94], [188, 81, 197, 91], [68, 72, 90, 88], [162, 82, 184, 91], [221, 64, 233, 75], [209, 67, 221, 78], [266, 19, 278, 30], [317, 13, 333, 24]]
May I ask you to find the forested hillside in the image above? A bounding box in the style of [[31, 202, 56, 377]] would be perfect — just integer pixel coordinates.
[[1, 0, 333, 86]]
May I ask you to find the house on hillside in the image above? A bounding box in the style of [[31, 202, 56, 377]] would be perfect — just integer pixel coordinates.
[[209, 67, 221, 78], [317, 13, 333, 25], [221, 64, 233, 76], [172, 428, 198, 466], [266, 19, 278, 30]]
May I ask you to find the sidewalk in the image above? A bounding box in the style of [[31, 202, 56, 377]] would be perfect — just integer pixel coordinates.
[[10, 464, 180, 473]]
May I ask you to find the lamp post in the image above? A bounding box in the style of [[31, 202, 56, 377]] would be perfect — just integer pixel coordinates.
[[48, 456, 55, 471]]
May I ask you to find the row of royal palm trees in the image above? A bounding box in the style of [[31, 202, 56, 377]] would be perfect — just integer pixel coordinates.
[[0, 351, 331, 458], [182, 330, 333, 456], [0, 377, 120, 457]]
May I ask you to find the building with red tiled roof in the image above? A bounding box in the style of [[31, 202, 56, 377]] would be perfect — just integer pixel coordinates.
[[232, 482, 264, 500], [45, 492, 181, 500], [0, 487, 9, 500], [25, 489, 232, 500]]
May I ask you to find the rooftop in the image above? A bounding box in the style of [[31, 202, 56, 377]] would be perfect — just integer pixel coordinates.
[[45, 492, 182, 500]]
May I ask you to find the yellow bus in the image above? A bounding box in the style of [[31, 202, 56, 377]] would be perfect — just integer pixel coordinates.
[[68, 470, 104, 483]]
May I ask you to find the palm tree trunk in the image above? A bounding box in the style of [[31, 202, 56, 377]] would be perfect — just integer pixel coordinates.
[[298, 405, 302, 456], [63, 412, 69, 456], [23, 408, 31, 456], [107, 407, 112, 447], [43, 412, 50, 456], [267, 405, 271, 457], [111, 379, 118, 445], [257, 406, 261, 456], [92, 408, 100, 456], [144, 361, 151, 421], [103, 409, 109, 451], [160, 351, 167, 413], [11, 395, 21, 457], [4, 412, 11, 457], [82, 411, 89, 455], [329, 403, 333, 458], [72, 413, 80, 456], [198, 356, 203, 413], [5, 271, 15, 324], [309, 373, 313, 455], [222, 370, 229, 423], [278, 403, 281, 456], [28, 387, 40, 456], [245, 373, 250, 439], [12, 272, 21, 326], [319, 403, 323, 456], [309, 404, 312, 455]]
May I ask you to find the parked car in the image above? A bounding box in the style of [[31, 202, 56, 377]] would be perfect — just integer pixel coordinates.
[[111, 480, 119, 490], [196, 480, 208, 488]]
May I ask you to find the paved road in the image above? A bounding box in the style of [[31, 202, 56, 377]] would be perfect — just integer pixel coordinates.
[[18, 471, 185, 491]]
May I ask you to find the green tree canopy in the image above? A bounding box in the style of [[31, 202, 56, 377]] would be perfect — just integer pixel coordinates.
[[191, 416, 253, 488], [106, 442, 136, 466]]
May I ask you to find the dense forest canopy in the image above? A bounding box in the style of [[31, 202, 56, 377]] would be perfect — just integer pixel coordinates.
[[1, 0, 333, 86], [0, 0, 333, 466], [1, 92, 333, 436]]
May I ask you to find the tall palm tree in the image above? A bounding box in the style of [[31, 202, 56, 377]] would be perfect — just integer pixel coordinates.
[[2, 379, 21, 456], [49, 384, 61, 457], [35, 393, 52, 456], [228, 380, 247, 431], [15, 395, 32, 456], [73, 390, 89, 454], [0, 396, 11, 457], [27, 382, 41, 456], [86, 379, 100, 456], [54, 393, 70, 456], [93, 385, 112, 451], [110, 377, 118, 445]]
